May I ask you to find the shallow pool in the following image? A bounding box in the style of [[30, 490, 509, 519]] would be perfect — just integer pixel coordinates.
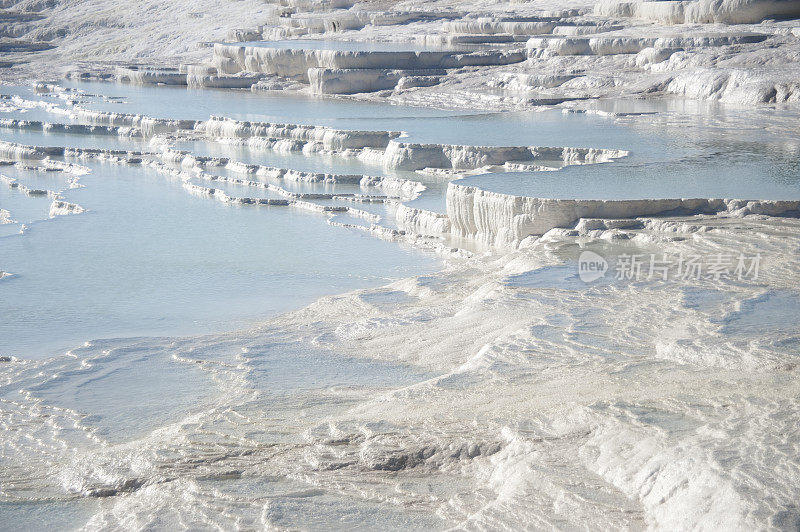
[[0, 157, 438, 359], [3, 81, 800, 360]]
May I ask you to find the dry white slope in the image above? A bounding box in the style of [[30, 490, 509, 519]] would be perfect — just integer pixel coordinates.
[[1, 0, 799, 108]]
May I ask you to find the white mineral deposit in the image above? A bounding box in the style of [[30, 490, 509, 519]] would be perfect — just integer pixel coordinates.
[[1, 0, 799, 529]]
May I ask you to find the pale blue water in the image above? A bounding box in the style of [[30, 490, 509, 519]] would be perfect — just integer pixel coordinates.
[[0, 127, 151, 151], [55, 80, 476, 122], [1, 79, 800, 531], [3, 82, 800, 363], [0, 84, 477, 359], [457, 150, 800, 200], [448, 107, 800, 201], [0, 160, 437, 359]]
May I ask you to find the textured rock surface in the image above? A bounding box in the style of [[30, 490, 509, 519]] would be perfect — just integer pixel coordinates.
[[2, 0, 798, 107]]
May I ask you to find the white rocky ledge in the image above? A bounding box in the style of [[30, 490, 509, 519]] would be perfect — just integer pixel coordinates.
[[594, 0, 800, 24], [382, 142, 628, 171], [526, 33, 768, 57], [446, 182, 800, 248], [211, 44, 527, 89]]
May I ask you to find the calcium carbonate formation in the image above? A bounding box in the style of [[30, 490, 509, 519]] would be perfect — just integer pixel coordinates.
[[1, 1, 800, 528], [2, 0, 796, 105]]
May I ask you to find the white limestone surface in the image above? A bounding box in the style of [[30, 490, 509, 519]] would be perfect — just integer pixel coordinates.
[[2, 0, 799, 108], [446, 181, 800, 247]]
